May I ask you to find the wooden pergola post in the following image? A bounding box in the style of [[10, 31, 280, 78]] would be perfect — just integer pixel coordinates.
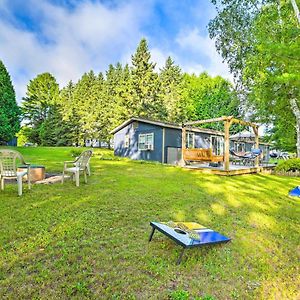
[[224, 118, 230, 172]]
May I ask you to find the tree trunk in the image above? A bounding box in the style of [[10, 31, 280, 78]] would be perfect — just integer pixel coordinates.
[[290, 98, 300, 157]]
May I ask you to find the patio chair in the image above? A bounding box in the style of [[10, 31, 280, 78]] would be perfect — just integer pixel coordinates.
[[0, 149, 31, 196], [62, 150, 92, 187]]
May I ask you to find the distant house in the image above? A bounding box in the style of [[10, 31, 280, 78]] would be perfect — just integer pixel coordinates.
[[230, 130, 270, 157], [112, 117, 270, 165], [85, 139, 113, 148]]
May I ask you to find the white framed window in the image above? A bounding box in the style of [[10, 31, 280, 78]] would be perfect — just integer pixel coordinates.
[[186, 132, 195, 149], [125, 134, 130, 148], [234, 142, 245, 153], [211, 136, 224, 155], [138, 133, 154, 150]]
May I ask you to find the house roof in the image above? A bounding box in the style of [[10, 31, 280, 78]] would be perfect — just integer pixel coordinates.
[[110, 117, 224, 136], [230, 130, 257, 139]]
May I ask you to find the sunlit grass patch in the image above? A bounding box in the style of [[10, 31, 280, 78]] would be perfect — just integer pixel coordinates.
[[0, 147, 299, 299]]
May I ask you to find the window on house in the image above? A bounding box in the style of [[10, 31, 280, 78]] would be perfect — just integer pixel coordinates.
[[186, 132, 195, 149], [138, 133, 154, 150], [234, 142, 245, 153], [211, 136, 224, 155], [124, 135, 130, 148]]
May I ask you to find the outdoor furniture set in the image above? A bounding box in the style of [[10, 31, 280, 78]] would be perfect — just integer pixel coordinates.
[[0, 149, 92, 196], [229, 148, 263, 166]]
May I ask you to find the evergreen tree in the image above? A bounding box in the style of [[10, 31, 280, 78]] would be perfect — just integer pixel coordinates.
[[22, 73, 59, 144], [131, 39, 166, 119], [72, 71, 97, 145], [159, 56, 184, 122], [60, 80, 82, 146], [0, 60, 20, 143]]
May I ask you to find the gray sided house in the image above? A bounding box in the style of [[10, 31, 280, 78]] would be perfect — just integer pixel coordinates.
[[112, 118, 271, 165], [112, 117, 225, 164]]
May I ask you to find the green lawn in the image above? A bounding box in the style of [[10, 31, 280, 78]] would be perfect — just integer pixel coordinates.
[[0, 147, 299, 299]]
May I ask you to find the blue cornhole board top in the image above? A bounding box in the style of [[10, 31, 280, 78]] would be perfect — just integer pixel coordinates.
[[289, 186, 300, 197], [150, 222, 230, 249]]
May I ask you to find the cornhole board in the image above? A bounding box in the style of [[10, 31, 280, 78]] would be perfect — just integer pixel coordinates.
[[289, 186, 300, 197], [149, 221, 231, 264]]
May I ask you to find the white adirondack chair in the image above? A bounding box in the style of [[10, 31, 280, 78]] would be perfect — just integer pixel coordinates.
[[62, 150, 92, 187], [0, 149, 31, 196]]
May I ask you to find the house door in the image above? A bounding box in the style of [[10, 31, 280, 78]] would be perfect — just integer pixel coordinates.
[[211, 136, 224, 155]]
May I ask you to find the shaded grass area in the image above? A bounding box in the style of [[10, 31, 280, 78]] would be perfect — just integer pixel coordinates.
[[0, 147, 299, 299]]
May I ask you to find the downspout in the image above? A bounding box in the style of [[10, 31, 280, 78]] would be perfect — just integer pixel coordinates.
[[162, 127, 165, 163]]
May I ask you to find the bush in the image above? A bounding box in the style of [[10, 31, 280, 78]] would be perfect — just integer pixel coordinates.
[[69, 149, 82, 158], [275, 158, 300, 172]]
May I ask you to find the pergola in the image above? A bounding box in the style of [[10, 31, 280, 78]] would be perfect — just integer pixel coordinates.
[[182, 116, 259, 171]]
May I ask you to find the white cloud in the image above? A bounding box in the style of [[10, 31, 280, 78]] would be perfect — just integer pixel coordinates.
[[176, 28, 232, 80], [0, 1, 233, 104], [0, 0, 148, 102]]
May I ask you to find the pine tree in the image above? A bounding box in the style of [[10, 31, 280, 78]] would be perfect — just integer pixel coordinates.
[[58, 81, 80, 146], [0, 60, 20, 143], [131, 38, 166, 120], [159, 56, 184, 122], [72, 71, 97, 145]]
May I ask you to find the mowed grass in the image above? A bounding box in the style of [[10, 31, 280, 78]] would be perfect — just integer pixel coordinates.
[[0, 147, 299, 299]]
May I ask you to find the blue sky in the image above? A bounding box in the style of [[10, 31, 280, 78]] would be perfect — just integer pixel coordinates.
[[0, 0, 230, 102]]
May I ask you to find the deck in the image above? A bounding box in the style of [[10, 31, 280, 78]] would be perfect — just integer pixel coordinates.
[[183, 162, 276, 176]]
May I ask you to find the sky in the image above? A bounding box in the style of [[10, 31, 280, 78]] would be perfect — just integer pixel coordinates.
[[0, 0, 231, 103]]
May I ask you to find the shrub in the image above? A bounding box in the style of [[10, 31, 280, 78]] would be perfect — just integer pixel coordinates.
[[275, 158, 300, 172], [69, 149, 82, 158]]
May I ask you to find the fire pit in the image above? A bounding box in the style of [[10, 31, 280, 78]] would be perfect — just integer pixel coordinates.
[[17, 165, 45, 182]]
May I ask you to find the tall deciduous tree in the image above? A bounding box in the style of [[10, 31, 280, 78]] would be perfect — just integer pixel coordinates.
[[22, 73, 59, 144], [0, 60, 20, 143], [183, 72, 241, 131], [209, 0, 300, 154]]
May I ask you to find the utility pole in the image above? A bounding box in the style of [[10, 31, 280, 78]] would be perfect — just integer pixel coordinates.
[[291, 0, 300, 25]]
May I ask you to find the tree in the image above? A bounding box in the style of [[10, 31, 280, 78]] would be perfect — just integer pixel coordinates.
[[59, 81, 80, 146], [209, 0, 300, 155], [182, 72, 241, 131], [159, 57, 185, 122], [0, 60, 20, 143], [22, 73, 59, 144], [131, 39, 166, 119]]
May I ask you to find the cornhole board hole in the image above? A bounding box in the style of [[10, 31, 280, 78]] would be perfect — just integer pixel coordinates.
[[17, 165, 45, 182], [149, 221, 231, 264]]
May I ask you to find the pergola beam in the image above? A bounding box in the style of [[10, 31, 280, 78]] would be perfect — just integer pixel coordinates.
[[184, 116, 231, 126], [229, 118, 258, 129]]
